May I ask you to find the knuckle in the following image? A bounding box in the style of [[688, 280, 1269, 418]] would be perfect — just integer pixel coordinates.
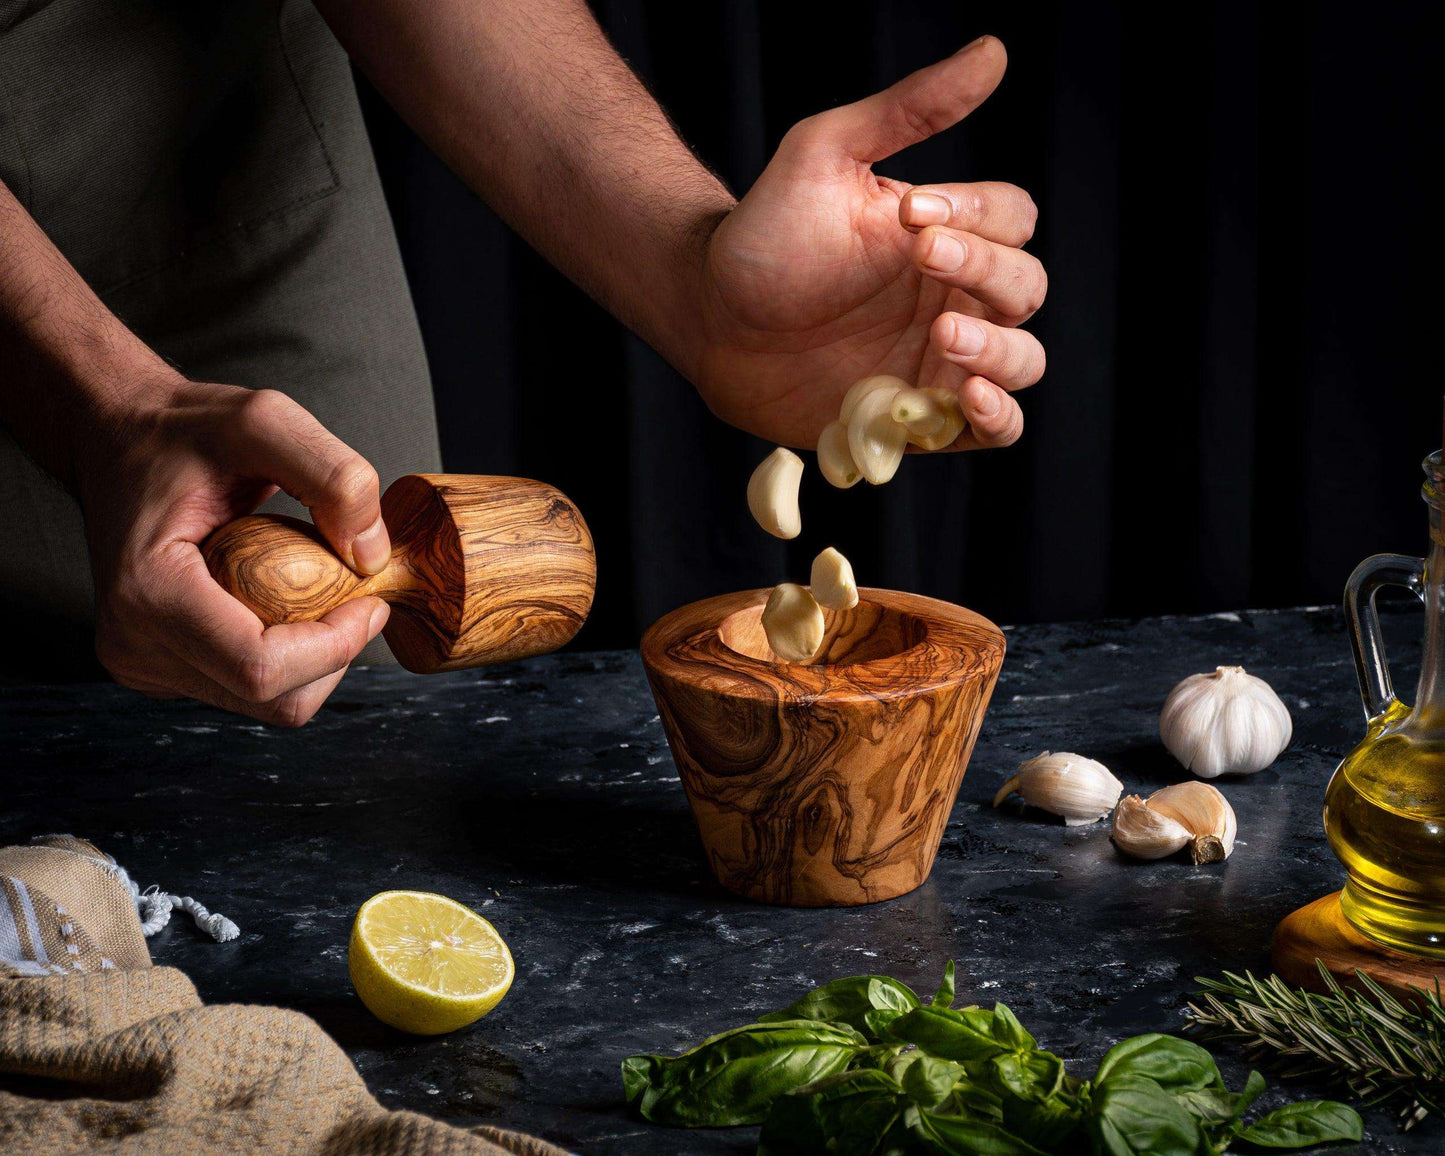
[[326, 455, 380, 514], [234, 650, 284, 703], [236, 387, 293, 432]]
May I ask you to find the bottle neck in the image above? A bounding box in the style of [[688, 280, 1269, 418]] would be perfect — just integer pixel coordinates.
[[1411, 502, 1445, 729]]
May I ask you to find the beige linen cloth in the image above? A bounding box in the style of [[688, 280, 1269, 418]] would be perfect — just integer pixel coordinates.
[[0, 836, 567, 1155]]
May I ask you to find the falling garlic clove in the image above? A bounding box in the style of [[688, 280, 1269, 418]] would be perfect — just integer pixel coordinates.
[[993, 751, 1123, 826], [747, 447, 804, 539], [839, 374, 910, 425], [816, 421, 862, 489], [1111, 795, 1192, 859], [1146, 781, 1237, 864], [846, 383, 909, 485], [761, 583, 825, 663], [907, 388, 967, 451], [1159, 666, 1292, 778], [810, 546, 858, 611]]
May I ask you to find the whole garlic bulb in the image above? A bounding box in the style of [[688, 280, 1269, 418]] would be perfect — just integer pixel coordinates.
[[1159, 666, 1292, 778], [993, 752, 1123, 826]]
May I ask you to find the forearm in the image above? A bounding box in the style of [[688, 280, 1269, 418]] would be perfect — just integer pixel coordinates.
[[319, 0, 735, 381], [0, 178, 178, 492]]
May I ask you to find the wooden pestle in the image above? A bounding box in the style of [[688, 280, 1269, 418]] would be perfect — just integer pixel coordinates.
[[202, 474, 595, 673]]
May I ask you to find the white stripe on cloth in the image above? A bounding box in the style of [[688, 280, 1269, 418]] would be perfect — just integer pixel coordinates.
[[12, 875, 49, 965], [0, 879, 23, 962]]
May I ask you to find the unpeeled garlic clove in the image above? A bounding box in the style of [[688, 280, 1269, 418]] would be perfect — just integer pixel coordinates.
[[747, 447, 804, 539], [839, 374, 910, 425], [816, 420, 861, 489], [761, 583, 825, 663], [993, 751, 1123, 826], [1146, 781, 1236, 864], [906, 388, 967, 451], [846, 382, 908, 485], [810, 546, 858, 611], [1159, 666, 1292, 778], [1111, 794, 1192, 859]]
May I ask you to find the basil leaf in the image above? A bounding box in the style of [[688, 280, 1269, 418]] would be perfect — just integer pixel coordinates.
[[758, 1069, 904, 1156], [913, 1109, 1051, 1155], [933, 959, 957, 1009], [1177, 1069, 1267, 1127], [947, 1081, 1006, 1123], [1093, 1034, 1221, 1093], [991, 1049, 1065, 1103], [1002, 1091, 1084, 1150], [887, 1005, 1005, 1061], [620, 1019, 865, 1126], [1238, 1101, 1363, 1148], [1090, 1074, 1207, 1156], [991, 1003, 1037, 1052], [759, 974, 920, 1039], [900, 1054, 967, 1109]]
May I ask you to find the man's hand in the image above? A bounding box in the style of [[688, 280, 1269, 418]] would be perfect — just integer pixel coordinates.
[[696, 37, 1044, 452], [81, 379, 392, 726]]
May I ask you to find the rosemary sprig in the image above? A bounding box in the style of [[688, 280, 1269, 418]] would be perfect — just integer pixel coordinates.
[[1186, 964, 1445, 1129]]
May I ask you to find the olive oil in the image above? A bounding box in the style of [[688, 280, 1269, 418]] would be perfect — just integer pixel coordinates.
[[1325, 702, 1445, 956]]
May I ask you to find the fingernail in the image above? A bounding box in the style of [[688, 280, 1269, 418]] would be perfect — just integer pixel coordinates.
[[922, 231, 966, 273], [904, 193, 951, 228], [352, 516, 390, 575], [956, 35, 991, 55], [367, 602, 390, 641], [949, 317, 987, 357], [968, 379, 1001, 417]]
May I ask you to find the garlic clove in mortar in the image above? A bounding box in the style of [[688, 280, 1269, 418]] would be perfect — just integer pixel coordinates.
[[747, 447, 804, 539], [761, 582, 825, 663], [993, 751, 1123, 826], [1110, 794, 1192, 859], [847, 382, 909, 485], [1159, 665, 1292, 778], [810, 546, 858, 611], [816, 421, 861, 489], [1114, 782, 1237, 864]]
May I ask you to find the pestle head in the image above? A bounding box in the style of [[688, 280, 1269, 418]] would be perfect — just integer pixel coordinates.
[[203, 474, 596, 674]]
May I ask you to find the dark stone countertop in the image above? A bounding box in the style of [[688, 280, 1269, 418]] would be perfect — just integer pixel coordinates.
[[1, 604, 1434, 1154]]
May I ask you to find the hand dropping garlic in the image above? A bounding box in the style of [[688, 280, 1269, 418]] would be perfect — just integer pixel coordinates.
[[810, 547, 858, 611], [847, 382, 909, 485], [1159, 666, 1292, 778], [1113, 781, 1236, 864], [747, 447, 804, 539], [993, 752, 1123, 826], [816, 421, 861, 489], [761, 583, 825, 663]]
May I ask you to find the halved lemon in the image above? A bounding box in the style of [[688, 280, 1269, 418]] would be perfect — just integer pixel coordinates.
[[348, 890, 514, 1035]]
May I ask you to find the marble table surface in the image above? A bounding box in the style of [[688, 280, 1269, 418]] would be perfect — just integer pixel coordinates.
[[1, 604, 1434, 1154]]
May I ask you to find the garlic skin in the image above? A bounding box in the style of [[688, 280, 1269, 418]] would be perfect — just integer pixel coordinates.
[[761, 583, 825, 663], [1111, 795, 1192, 859], [1148, 781, 1237, 863], [993, 752, 1123, 826], [810, 547, 858, 611], [746, 448, 804, 539], [1160, 666, 1292, 778]]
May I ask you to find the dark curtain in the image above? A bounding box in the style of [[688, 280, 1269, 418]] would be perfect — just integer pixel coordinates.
[[357, 1, 1440, 652]]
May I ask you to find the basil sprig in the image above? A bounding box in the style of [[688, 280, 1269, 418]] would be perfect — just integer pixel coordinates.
[[622, 961, 1363, 1154]]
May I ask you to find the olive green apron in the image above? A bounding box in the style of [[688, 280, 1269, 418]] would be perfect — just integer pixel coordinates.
[[0, 0, 440, 679]]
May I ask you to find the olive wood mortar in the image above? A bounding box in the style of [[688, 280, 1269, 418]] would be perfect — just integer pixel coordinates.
[[203, 474, 595, 673], [641, 587, 1005, 907]]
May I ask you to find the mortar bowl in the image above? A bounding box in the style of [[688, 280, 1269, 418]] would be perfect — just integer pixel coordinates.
[[640, 587, 1005, 907]]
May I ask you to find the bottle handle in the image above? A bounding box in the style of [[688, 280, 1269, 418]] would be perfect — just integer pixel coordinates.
[[1344, 553, 1426, 722]]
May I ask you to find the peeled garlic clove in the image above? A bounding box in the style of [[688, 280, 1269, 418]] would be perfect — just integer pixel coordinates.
[[907, 388, 967, 451], [1147, 781, 1237, 864], [747, 447, 804, 539], [1159, 666, 1292, 778], [810, 546, 858, 611], [816, 420, 861, 489], [846, 383, 908, 485], [1111, 794, 1192, 860], [761, 583, 825, 663], [839, 374, 910, 425], [891, 388, 947, 437], [992, 751, 1123, 826]]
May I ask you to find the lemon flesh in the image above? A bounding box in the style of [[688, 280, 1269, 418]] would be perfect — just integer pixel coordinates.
[[348, 890, 514, 1035]]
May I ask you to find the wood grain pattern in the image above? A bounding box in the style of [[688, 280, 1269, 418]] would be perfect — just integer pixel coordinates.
[[203, 474, 595, 674], [1272, 892, 1445, 1002], [641, 587, 1005, 907]]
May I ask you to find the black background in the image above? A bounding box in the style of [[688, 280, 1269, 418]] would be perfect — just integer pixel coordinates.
[[359, 1, 1439, 652]]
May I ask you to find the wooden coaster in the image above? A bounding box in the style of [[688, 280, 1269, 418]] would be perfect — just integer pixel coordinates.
[[1271, 892, 1445, 1002]]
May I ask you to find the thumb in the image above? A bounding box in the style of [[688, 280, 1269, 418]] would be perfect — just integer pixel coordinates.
[[227, 389, 391, 575], [814, 35, 1007, 164]]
